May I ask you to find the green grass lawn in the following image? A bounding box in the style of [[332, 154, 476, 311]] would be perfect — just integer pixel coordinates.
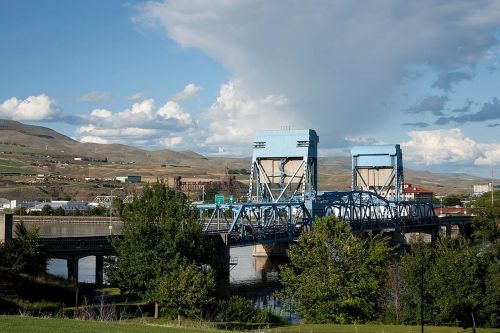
[[0, 316, 219, 333], [1, 316, 499, 333], [275, 323, 500, 333]]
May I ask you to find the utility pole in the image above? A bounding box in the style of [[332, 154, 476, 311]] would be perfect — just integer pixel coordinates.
[[492, 169, 494, 206], [420, 259, 424, 333]]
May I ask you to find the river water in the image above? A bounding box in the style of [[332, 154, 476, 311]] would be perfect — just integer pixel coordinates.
[[47, 246, 297, 320]]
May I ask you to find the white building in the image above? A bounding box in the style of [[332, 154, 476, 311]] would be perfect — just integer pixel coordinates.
[[116, 175, 141, 183], [27, 201, 89, 214], [473, 184, 499, 197]]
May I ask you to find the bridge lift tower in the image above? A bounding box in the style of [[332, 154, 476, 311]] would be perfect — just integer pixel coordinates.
[[351, 145, 404, 203], [248, 129, 319, 203]]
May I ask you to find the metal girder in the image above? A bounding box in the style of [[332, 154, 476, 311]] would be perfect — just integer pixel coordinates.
[[196, 202, 312, 246], [351, 145, 404, 203], [317, 191, 437, 232]]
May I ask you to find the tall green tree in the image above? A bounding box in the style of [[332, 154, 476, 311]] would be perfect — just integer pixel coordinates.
[[400, 236, 497, 327], [0, 222, 45, 275], [278, 216, 393, 323], [106, 181, 215, 319], [154, 262, 215, 322]]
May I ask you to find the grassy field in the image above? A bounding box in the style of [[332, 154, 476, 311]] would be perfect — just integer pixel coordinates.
[[0, 316, 219, 333], [1, 316, 499, 333], [0, 158, 35, 175], [276, 323, 500, 333], [0, 268, 76, 314]]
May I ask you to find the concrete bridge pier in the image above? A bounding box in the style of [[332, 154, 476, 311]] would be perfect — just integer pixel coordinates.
[[67, 256, 79, 282], [430, 225, 440, 244], [0, 213, 13, 243], [444, 224, 452, 237], [95, 255, 104, 285], [208, 233, 230, 276], [252, 243, 290, 258]]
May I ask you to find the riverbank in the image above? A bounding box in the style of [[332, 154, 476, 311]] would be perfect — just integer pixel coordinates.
[[1, 316, 499, 333]]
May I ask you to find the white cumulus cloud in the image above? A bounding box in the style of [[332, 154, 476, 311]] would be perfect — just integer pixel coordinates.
[[76, 125, 157, 138], [474, 144, 500, 165], [402, 128, 500, 166], [133, 0, 500, 147], [171, 83, 201, 102], [0, 94, 61, 121], [402, 128, 478, 165], [79, 136, 110, 144], [203, 80, 296, 149], [90, 109, 112, 119], [158, 101, 193, 125], [159, 136, 183, 148]]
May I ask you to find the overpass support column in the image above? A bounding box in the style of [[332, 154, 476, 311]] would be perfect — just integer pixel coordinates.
[[0, 213, 13, 243], [458, 223, 465, 236], [210, 233, 230, 277], [95, 255, 104, 286], [444, 224, 452, 238], [390, 230, 407, 254], [430, 226, 440, 244], [67, 256, 79, 282]]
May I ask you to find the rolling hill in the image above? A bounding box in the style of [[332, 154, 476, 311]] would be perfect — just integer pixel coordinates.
[[0, 119, 493, 197]]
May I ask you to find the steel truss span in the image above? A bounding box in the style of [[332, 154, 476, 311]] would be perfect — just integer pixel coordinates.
[[197, 202, 312, 246], [317, 191, 436, 232]]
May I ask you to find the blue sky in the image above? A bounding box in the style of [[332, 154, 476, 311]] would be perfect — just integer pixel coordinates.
[[1, 0, 500, 177]]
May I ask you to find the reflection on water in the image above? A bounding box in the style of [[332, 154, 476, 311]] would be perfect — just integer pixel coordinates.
[[47, 245, 299, 321], [48, 246, 284, 285], [48, 257, 96, 282]]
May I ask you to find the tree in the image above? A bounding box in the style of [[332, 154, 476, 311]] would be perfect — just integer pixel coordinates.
[[204, 188, 218, 203], [400, 236, 497, 327], [442, 196, 462, 207], [41, 204, 53, 216], [13, 206, 27, 216], [106, 181, 215, 319], [54, 207, 66, 216], [399, 236, 434, 325], [278, 216, 393, 323], [110, 197, 124, 217], [85, 205, 107, 216], [154, 263, 215, 322], [0, 222, 45, 275]]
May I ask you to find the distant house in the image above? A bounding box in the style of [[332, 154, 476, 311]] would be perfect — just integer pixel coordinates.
[[380, 183, 434, 202], [403, 184, 434, 202], [115, 175, 141, 183]]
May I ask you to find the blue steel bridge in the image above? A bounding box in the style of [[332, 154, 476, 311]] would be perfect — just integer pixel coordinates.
[[195, 129, 437, 246], [1, 129, 460, 281]]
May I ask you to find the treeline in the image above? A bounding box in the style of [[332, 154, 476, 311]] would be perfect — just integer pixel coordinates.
[[278, 216, 499, 327]]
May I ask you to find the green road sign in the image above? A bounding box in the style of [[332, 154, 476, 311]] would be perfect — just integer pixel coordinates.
[[215, 194, 224, 204]]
